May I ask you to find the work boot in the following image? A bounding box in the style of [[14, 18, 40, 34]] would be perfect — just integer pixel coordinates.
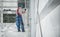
[[18, 29, 21, 32]]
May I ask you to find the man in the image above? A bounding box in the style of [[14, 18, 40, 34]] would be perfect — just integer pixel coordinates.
[[16, 7, 26, 32]]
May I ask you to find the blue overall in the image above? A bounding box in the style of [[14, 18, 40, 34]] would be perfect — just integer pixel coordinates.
[[16, 15, 25, 32]]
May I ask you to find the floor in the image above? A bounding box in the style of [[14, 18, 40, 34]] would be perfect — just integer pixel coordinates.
[[0, 23, 30, 37]]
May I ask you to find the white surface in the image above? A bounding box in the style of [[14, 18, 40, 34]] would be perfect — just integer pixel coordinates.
[[0, 23, 30, 37], [36, 5, 60, 37]]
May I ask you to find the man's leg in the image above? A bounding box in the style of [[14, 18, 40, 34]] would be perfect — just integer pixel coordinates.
[[16, 16, 20, 32], [18, 20, 20, 32], [21, 22, 25, 32], [20, 17, 25, 32]]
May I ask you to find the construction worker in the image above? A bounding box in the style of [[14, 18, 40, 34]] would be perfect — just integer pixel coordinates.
[[16, 7, 26, 32]]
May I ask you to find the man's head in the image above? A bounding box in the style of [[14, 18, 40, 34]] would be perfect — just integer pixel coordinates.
[[18, 3, 25, 8]]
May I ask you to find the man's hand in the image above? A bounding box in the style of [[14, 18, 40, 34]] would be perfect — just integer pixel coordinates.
[[22, 9, 26, 14]]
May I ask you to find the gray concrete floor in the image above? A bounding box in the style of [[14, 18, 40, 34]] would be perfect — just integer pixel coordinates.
[[0, 24, 30, 37]]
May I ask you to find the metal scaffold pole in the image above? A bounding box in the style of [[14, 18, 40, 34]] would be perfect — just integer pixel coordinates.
[[25, 0, 26, 8]]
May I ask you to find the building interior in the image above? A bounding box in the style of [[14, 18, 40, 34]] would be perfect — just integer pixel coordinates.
[[0, 0, 60, 37]]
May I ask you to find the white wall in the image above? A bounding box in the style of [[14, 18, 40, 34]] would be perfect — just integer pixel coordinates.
[[0, 14, 1, 23], [40, 5, 60, 37], [0, 23, 2, 37], [30, 0, 49, 37], [36, 0, 49, 37], [38, 0, 49, 14]]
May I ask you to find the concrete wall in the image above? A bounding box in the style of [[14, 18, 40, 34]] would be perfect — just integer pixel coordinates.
[[40, 5, 60, 37], [30, 0, 49, 37], [0, 14, 1, 23]]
